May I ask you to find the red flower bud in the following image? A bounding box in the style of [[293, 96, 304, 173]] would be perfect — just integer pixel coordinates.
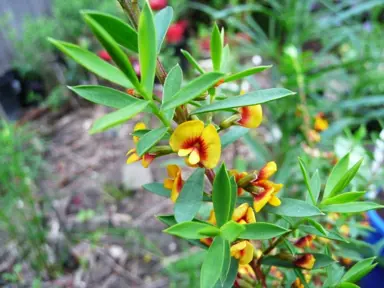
[[150, 0, 168, 11], [98, 50, 112, 61], [166, 21, 188, 44]]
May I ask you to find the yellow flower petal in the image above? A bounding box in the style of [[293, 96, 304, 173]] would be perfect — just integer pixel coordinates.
[[178, 148, 193, 157], [246, 207, 256, 223], [231, 241, 254, 265], [200, 124, 221, 168], [188, 148, 200, 165], [164, 178, 174, 190], [233, 203, 249, 222], [167, 165, 180, 178], [127, 151, 140, 164], [253, 181, 275, 212], [268, 195, 281, 207], [238, 105, 263, 128], [133, 122, 147, 143], [171, 173, 183, 202], [208, 210, 217, 225], [169, 120, 204, 152], [258, 161, 277, 180]]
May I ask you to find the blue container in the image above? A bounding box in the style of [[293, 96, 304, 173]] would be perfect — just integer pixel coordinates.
[[360, 210, 384, 287]]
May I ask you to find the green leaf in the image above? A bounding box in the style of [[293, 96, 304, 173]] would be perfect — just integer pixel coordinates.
[[337, 283, 360, 288], [143, 182, 170, 197], [322, 202, 384, 213], [299, 225, 348, 242], [228, 176, 237, 221], [220, 221, 245, 242], [220, 45, 231, 73], [239, 223, 289, 240], [199, 226, 221, 237], [48, 39, 132, 88], [328, 159, 363, 198], [224, 65, 272, 83], [214, 258, 238, 288], [299, 158, 316, 205], [69, 85, 139, 109], [262, 253, 335, 269], [211, 24, 222, 71], [139, 2, 157, 96], [136, 127, 168, 156], [310, 170, 321, 203], [201, 237, 227, 288], [155, 6, 173, 53], [321, 192, 366, 205], [266, 198, 324, 217], [162, 72, 224, 110], [324, 153, 350, 199], [284, 238, 297, 255], [82, 15, 140, 90], [90, 101, 149, 134], [305, 218, 327, 236], [175, 168, 205, 222], [341, 257, 377, 283], [213, 163, 232, 227], [82, 11, 138, 52], [164, 221, 212, 239], [181, 49, 206, 74], [163, 65, 183, 121], [220, 240, 231, 284], [221, 127, 249, 149], [192, 88, 296, 114]]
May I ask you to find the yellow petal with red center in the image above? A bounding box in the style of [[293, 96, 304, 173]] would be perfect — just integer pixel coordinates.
[[268, 195, 281, 207], [258, 161, 277, 180], [295, 235, 315, 248], [233, 203, 249, 222], [238, 105, 263, 128], [188, 148, 201, 165], [294, 254, 316, 270], [246, 207, 256, 223], [230, 241, 247, 259], [178, 148, 193, 157], [141, 154, 155, 168], [167, 164, 180, 178], [171, 173, 183, 202], [133, 122, 147, 143], [164, 178, 174, 190], [127, 149, 140, 164], [169, 120, 204, 152], [200, 124, 221, 168], [253, 181, 275, 212]]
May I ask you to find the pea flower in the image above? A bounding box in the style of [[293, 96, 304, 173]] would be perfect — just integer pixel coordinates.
[[229, 170, 248, 196], [251, 162, 283, 212], [163, 165, 184, 202], [314, 112, 329, 132], [232, 203, 256, 224], [294, 254, 316, 270], [294, 235, 316, 248], [234, 264, 256, 288], [126, 123, 156, 168], [293, 273, 311, 288], [169, 120, 221, 168], [230, 241, 254, 265], [238, 104, 263, 128]]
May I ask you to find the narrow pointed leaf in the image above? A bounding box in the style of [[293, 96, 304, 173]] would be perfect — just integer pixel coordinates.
[[163, 65, 183, 121], [310, 170, 321, 203], [337, 283, 360, 288], [139, 2, 157, 96], [306, 218, 328, 236], [299, 225, 348, 243], [69, 85, 139, 108], [322, 202, 384, 213], [199, 226, 221, 237], [214, 258, 238, 288], [266, 198, 324, 217], [143, 182, 170, 197], [83, 15, 140, 89], [90, 101, 149, 134], [299, 158, 316, 205], [211, 24, 222, 71], [175, 168, 205, 222], [262, 253, 335, 269], [155, 6, 173, 53], [48, 39, 132, 88], [221, 127, 249, 149], [239, 223, 289, 240], [228, 176, 237, 220], [192, 88, 296, 114], [220, 221, 245, 242], [220, 45, 231, 73], [213, 163, 232, 227], [224, 65, 272, 82], [162, 72, 224, 110], [201, 236, 227, 288], [341, 257, 377, 283], [137, 127, 168, 156], [321, 192, 366, 205], [82, 11, 138, 52], [164, 221, 212, 239], [181, 49, 206, 74], [324, 153, 350, 199]]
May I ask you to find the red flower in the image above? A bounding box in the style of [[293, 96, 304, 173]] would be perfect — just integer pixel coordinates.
[[98, 50, 111, 61], [166, 21, 188, 44], [150, 0, 167, 11]]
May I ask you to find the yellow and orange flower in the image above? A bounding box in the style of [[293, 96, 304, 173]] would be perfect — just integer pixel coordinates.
[[230, 241, 254, 265], [169, 120, 221, 169], [251, 162, 283, 212], [233, 203, 256, 224], [294, 254, 316, 270], [229, 170, 248, 196], [294, 235, 316, 248], [126, 122, 156, 168], [314, 113, 329, 132], [293, 273, 311, 288], [238, 105, 263, 128], [234, 264, 256, 287], [163, 165, 184, 202]]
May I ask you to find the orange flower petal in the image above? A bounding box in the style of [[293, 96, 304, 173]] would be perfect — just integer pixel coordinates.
[[258, 161, 277, 180], [141, 154, 155, 168], [253, 181, 275, 212], [164, 178, 174, 190], [167, 164, 180, 178]]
